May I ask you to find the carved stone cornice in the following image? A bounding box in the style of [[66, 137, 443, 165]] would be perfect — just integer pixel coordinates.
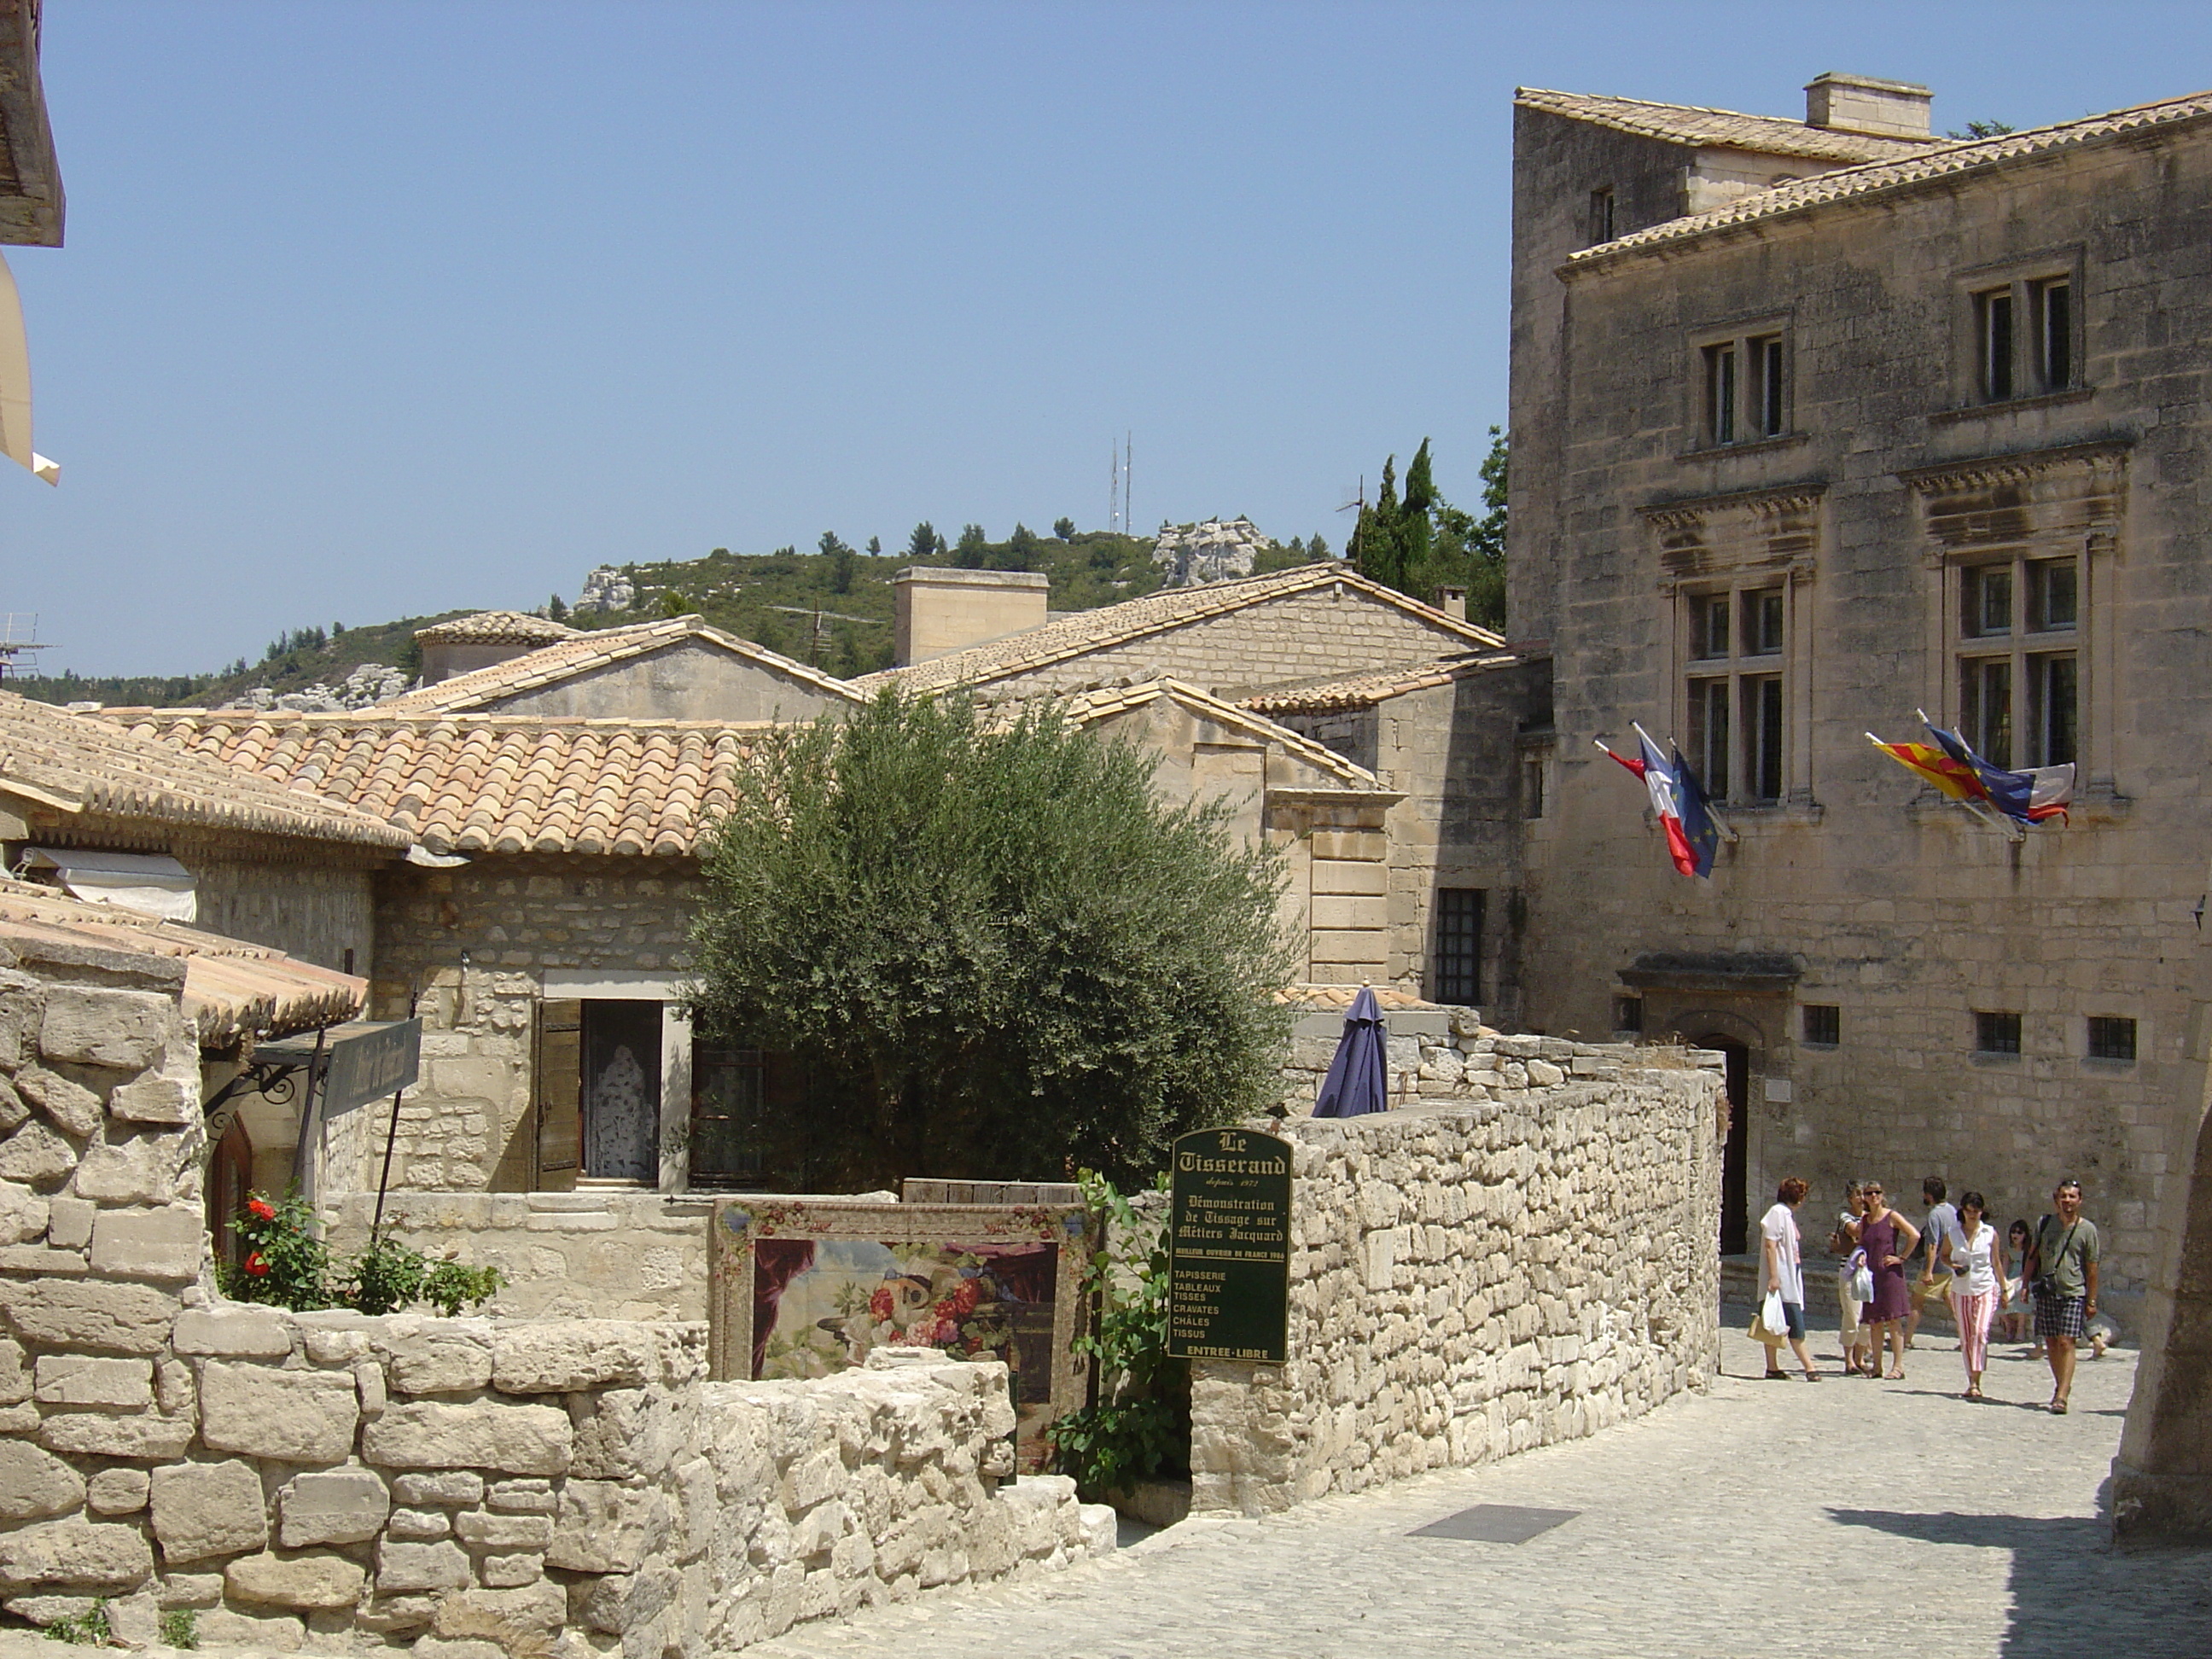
[[1900, 438, 2130, 498], [1636, 480, 1829, 530]]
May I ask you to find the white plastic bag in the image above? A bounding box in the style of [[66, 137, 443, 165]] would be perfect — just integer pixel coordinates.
[[1761, 1289, 1785, 1333]]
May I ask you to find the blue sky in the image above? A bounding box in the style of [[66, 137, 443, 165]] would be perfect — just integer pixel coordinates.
[[10, 1, 2212, 676]]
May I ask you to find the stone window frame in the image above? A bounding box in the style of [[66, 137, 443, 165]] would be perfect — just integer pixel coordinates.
[[1685, 311, 1795, 452], [1945, 246, 2088, 414], [1901, 441, 2128, 802], [1643, 483, 1825, 815]]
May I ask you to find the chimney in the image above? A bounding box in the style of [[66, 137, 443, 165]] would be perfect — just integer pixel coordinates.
[[1430, 585, 1468, 624], [1804, 73, 1932, 140], [893, 568, 1051, 667]]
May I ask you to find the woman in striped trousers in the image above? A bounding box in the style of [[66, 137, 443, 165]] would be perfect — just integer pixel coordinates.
[[1939, 1190, 2009, 1402]]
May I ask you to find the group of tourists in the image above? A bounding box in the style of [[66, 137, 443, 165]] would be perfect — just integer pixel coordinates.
[[1754, 1174, 2104, 1413]]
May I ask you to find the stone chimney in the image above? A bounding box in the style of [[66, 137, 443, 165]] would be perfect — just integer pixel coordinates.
[[1804, 73, 1933, 140], [413, 610, 579, 686], [1429, 585, 1468, 624], [893, 568, 1051, 667]]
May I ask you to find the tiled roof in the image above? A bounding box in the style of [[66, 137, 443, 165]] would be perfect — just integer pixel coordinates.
[[1514, 87, 1935, 165], [0, 693, 410, 850], [0, 877, 366, 1045], [856, 566, 1504, 695], [1570, 90, 2212, 266], [1242, 653, 1522, 716], [113, 712, 767, 858], [381, 615, 865, 715], [1062, 678, 1385, 793], [413, 609, 579, 647]]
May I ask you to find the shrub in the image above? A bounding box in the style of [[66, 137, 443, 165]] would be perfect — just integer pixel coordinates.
[[218, 1190, 501, 1318]]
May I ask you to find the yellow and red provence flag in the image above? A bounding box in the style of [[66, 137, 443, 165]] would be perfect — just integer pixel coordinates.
[[1870, 739, 1984, 804]]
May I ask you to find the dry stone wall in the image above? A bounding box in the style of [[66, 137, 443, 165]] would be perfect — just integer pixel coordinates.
[[1198, 1042, 1724, 1514], [0, 931, 1109, 1654]]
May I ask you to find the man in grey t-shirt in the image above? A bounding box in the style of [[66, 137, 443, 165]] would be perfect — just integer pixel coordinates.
[[2031, 1179, 2101, 1415], [1908, 1176, 1963, 1349]]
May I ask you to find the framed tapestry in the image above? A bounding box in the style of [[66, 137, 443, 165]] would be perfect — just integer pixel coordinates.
[[708, 1197, 1096, 1472]]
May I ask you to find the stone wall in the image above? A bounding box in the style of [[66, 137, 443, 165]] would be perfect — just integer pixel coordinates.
[[366, 853, 702, 1193], [0, 929, 1109, 1652], [322, 1191, 713, 1322], [1198, 1042, 1725, 1514]]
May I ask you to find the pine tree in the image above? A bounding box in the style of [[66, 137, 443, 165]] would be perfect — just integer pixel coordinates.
[[906, 522, 940, 562]]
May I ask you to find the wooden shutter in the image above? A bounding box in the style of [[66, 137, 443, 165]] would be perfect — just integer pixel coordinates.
[[533, 998, 583, 1191]]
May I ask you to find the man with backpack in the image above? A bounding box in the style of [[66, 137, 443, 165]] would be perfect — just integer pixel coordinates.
[[2029, 1179, 2101, 1415]]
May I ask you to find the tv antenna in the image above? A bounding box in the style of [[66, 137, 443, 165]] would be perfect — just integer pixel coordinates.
[[1336, 476, 1366, 515], [768, 604, 884, 667], [0, 614, 51, 679]]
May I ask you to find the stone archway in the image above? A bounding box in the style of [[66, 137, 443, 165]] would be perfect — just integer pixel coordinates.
[[1662, 1007, 1768, 1256]]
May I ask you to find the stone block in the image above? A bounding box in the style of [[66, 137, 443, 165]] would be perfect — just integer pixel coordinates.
[[0, 1279, 177, 1354], [194, 1606, 305, 1650], [88, 1207, 203, 1281], [453, 1509, 552, 1550], [69, 1129, 192, 1208], [38, 987, 170, 1072], [386, 1507, 451, 1539], [0, 1440, 85, 1522], [374, 1538, 471, 1593], [0, 1180, 46, 1244], [0, 1075, 24, 1133], [199, 1361, 360, 1464], [486, 1476, 555, 1513], [224, 1550, 366, 1610], [435, 1580, 565, 1632], [149, 1460, 267, 1563], [0, 1121, 79, 1186], [362, 1399, 572, 1476], [43, 1196, 92, 1251], [33, 1354, 153, 1409], [172, 1303, 293, 1358], [0, 1335, 26, 1406], [383, 1332, 492, 1396], [489, 1323, 655, 1393], [84, 1467, 147, 1515], [38, 1409, 195, 1461], [279, 1468, 391, 1547], [392, 1470, 482, 1506], [478, 1551, 542, 1587], [155, 1570, 223, 1608], [0, 1244, 84, 1273], [0, 1519, 154, 1591], [107, 1075, 195, 1126], [12, 1066, 105, 1139]]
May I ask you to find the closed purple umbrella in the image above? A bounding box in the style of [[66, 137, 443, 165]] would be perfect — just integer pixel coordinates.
[[1313, 987, 1388, 1117]]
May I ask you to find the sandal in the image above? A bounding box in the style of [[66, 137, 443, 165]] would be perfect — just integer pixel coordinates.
[[1888, 1369, 1906, 1380], [1763, 1369, 1790, 1380], [1803, 1371, 1822, 1382], [2051, 1399, 2069, 1415]]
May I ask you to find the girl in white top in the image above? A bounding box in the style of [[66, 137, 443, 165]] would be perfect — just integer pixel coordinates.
[[1756, 1178, 1821, 1382], [1938, 1189, 2011, 1401]]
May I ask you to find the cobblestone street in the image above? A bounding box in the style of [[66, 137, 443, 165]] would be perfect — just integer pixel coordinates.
[[754, 1318, 2212, 1659]]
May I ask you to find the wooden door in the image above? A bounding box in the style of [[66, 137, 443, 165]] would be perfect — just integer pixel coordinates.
[[533, 998, 583, 1191]]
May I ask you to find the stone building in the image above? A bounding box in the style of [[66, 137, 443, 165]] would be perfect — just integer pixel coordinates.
[[1501, 73, 2212, 1281], [381, 613, 864, 724]]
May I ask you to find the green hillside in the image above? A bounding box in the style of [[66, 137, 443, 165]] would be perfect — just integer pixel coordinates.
[[11, 526, 1328, 709]]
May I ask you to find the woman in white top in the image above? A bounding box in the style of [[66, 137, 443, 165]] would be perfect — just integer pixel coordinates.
[[1757, 1178, 1821, 1382], [1833, 1181, 1873, 1376], [1938, 1189, 2011, 1401]]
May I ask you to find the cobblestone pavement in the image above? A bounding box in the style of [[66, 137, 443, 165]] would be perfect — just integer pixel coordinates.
[[751, 1318, 2212, 1659]]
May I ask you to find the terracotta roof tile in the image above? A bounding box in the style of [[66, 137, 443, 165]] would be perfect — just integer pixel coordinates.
[[856, 566, 1504, 695], [1242, 653, 1522, 716], [1514, 86, 1936, 165], [1569, 90, 2212, 266], [0, 693, 410, 849], [381, 615, 865, 714], [112, 712, 767, 858], [412, 609, 579, 647], [0, 876, 367, 1045]]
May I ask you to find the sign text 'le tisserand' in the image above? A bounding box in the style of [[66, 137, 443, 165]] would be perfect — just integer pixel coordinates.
[[1167, 1127, 1291, 1365]]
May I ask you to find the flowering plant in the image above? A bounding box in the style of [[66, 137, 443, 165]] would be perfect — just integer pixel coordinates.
[[218, 1190, 501, 1317]]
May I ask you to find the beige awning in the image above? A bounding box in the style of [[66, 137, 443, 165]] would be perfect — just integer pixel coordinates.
[[0, 249, 54, 483]]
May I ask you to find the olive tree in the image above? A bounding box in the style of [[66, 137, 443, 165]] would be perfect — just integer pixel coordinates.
[[684, 689, 1295, 1189]]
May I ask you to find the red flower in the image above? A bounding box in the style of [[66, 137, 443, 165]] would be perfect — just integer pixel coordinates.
[[934, 1297, 958, 1321], [951, 1279, 983, 1316], [243, 1251, 270, 1278], [247, 1197, 275, 1222], [869, 1287, 894, 1322]]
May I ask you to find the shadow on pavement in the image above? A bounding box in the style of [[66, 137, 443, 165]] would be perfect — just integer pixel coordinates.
[[1828, 1507, 2212, 1656]]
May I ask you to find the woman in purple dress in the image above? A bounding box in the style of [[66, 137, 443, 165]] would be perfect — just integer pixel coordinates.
[[1857, 1181, 1921, 1380]]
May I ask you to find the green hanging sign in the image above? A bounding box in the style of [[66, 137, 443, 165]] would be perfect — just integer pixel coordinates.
[[1167, 1126, 1292, 1364]]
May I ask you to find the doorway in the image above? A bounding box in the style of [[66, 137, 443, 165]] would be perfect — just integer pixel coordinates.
[[1691, 1033, 1750, 1254]]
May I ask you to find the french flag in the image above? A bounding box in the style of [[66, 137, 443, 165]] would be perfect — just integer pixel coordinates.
[[1598, 724, 1720, 879]]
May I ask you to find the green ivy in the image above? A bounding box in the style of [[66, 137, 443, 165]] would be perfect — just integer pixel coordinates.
[[217, 1190, 500, 1318], [41, 1600, 111, 1644], [1045, 1171, 1189, 1494], [158, 1608, 198, 1650]]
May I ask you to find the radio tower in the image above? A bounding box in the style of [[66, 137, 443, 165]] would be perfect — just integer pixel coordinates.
[[1108, 439, 1121, 534]]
